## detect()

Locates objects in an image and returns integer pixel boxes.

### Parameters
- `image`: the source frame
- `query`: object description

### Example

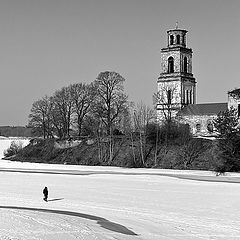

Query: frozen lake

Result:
[0,160,240,239]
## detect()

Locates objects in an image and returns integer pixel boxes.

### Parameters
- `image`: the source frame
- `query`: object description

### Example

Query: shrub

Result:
[178,138,211,169]
[156,145,181,169]
[149,121,191,145]
[213,108,240,173]
[4,141,24,157]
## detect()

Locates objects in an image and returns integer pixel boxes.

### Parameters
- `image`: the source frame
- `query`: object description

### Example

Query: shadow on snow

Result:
[0,205,137,236]
[47,198,64,202]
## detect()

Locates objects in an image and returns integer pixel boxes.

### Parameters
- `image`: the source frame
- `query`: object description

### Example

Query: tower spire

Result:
[175,21,178,29]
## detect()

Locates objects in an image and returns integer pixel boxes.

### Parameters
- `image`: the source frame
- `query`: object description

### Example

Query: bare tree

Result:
[122,107,137,165]
[133,102,155,166]
[28,95,52,138]
[153,83,181,145]
[179,139,208,168]
[69,83,96,137]
[94,71,128,162]
[153,83,181,123]
[51,87,74,139]
[48,98,65,139]
[94,71,128,134]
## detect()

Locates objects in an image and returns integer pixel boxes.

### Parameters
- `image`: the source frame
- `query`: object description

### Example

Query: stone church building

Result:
[157,27,240,136]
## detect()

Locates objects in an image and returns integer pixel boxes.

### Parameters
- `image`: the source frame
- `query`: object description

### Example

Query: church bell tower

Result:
[157,26,196,120]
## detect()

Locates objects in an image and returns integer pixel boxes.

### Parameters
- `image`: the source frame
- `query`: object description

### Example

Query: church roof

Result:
[228,88,240,98]
[177,103,228,116]
[228,88,240,95]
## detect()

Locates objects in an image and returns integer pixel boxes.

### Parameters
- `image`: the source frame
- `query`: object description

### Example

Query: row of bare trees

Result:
[28,71,161,165]
[29,70,191,166]
[28,83,96,139]
[28,71,131,139]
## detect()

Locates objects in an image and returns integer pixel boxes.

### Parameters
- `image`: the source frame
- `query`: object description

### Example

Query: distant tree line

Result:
[0,126,32,137]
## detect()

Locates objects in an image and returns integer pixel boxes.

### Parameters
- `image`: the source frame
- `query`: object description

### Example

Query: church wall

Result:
[228,95,240,112]
[161,50,193,74]
[161,51,181,73]
[157,80,181,122]
[182,80,196,104]
[179,115,216,136]
[180,53,192,73]
[157,81,181,105]
[157,108,179,122]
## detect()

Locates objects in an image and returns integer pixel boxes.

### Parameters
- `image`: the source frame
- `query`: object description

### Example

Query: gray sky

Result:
[0,0,239,126]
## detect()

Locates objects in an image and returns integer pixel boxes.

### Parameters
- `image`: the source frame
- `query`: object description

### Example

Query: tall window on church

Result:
[170,35,174,45]
[167,90,172,105]
[189,90,192,104]
[196,123,201,133]
[183,57,188,73]
[207,120,214,133]
[176,35,180,44]
[186,90,189,104]
[182,89,186,104]
[168,57,174,73]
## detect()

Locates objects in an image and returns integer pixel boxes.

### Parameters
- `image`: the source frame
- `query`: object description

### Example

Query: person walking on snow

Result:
[43,187,48,202]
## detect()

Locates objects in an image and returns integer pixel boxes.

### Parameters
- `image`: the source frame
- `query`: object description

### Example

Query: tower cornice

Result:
[161,47,193,53]
[167,29,188,34]
[158,74,196,83]
[159,72,194,78]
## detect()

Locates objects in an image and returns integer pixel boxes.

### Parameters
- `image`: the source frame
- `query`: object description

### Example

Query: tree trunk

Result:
[130,132,136,165]
[109,127,113,164]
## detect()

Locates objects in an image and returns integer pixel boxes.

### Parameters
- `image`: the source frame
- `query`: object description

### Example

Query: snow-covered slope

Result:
[0,161,240,239]
[0,137,29,159]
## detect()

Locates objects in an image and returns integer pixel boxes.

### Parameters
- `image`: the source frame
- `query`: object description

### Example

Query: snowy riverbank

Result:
[0,137,30,159]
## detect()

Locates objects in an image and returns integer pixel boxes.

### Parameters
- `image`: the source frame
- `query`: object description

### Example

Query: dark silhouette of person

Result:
[43,187,48,202]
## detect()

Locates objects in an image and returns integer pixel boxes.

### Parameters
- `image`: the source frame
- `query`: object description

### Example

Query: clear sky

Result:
[0,0,239,126]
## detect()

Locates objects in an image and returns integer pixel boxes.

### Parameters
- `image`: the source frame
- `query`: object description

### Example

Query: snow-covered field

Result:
[1,160,240,239]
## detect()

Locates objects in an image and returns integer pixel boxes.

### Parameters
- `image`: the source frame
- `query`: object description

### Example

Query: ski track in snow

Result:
[1,160,240,239]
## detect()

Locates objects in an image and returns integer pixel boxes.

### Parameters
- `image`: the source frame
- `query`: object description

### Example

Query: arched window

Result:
[207,120,214,133]
[183,57,188,73]
[183,35,186,45]
[189,90,192,104]
[167,90,172,105]
[170,35,174,45]
[196,123,201,133]
[182,89,185,104]
[186,90,189,104]
[168,57,174,73]
[176,35,180,44]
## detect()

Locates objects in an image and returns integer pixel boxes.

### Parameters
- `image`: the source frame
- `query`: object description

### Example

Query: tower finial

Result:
[175,21,178,29]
